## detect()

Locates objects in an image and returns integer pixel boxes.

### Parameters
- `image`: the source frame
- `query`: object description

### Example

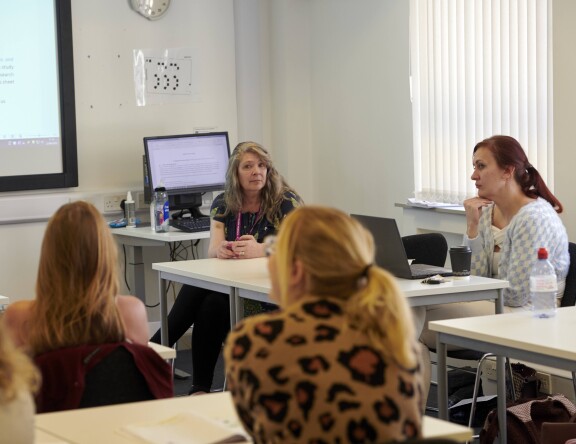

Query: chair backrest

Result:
[34,342,173,413]
[402,233,448,267]
[560,242,576,307]
[79,346,154,408]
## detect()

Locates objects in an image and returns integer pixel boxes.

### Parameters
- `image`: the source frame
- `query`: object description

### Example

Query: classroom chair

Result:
[34,342,173,413]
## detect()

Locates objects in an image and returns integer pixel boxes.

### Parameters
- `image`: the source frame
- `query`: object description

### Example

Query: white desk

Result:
[111,226,209,302]
[147,341,176,360]
[35,391,472,443]
[430,306,576,444]
[152,257,508,346]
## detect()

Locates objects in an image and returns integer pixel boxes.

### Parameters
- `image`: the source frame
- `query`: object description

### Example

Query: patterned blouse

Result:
[464,197,569,307]
[224,296,424,444]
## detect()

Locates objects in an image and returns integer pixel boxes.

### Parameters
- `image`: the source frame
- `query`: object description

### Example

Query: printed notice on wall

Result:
[133,47,202,106]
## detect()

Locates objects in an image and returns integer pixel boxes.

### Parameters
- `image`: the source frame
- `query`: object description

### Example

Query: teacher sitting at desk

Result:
[225,206,424,443]
[150,141,302,395]
[419,135,569,348]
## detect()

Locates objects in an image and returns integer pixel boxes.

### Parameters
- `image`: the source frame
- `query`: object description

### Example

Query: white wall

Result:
[553,0,576,241]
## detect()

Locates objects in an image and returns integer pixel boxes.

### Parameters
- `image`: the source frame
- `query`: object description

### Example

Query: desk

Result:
[152,257,508,345]
[147,341,176,360]
[35,391,472,443]
[430,307,576,444]
[111,226,209,302]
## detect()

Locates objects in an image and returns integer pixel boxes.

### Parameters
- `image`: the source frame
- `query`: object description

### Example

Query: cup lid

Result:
[450,245,471,252]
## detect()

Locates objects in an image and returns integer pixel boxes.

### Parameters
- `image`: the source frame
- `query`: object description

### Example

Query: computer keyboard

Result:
[169,217,211,233]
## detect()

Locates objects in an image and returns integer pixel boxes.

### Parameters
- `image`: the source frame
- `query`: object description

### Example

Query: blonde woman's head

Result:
[268,206,418,368]
[0,322,39,403]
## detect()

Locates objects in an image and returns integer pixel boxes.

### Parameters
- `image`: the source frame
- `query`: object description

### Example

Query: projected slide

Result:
[0,0,63,177]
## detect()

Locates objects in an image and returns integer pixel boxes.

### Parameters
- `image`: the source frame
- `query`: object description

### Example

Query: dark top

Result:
[210,190,302,242]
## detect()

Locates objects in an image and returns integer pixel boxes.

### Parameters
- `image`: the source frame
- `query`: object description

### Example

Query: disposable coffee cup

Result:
[449,246,472,279]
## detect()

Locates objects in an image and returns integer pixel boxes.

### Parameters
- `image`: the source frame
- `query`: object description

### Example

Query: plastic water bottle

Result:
[530,247,557,318]
[124,191,136,228]
[154,186,169,233]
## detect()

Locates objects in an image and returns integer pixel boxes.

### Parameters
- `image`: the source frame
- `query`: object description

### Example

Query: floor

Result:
[172,348,226,397]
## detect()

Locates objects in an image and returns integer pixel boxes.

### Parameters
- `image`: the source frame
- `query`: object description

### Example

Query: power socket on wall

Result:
[103,194,125,213]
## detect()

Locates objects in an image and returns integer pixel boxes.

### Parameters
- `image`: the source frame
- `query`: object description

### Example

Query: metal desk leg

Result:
[496,288,504,314]
[436,336,449,420]
[130,245,146,303]
[497,355,507,443]
[159,276,169,346]
[229,288,237,328]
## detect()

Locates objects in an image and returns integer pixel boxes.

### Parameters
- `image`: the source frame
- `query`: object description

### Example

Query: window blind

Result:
[409,0,552,204]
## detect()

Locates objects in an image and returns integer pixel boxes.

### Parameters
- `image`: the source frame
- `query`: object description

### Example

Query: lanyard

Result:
[235,210,263,240]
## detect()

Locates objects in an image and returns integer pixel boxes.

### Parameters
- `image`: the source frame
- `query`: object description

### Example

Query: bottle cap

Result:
[126,191,134,203]
[155,181,166,192]
[537,247,548,260]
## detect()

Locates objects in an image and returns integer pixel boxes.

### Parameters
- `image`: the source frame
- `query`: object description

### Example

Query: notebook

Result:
[351,214,453,280]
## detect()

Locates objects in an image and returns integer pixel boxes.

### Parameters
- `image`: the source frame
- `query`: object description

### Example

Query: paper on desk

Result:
[407,198,463,209]
[120,411,250,443]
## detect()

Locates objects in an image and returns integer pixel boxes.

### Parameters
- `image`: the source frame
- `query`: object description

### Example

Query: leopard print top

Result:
[224,295,424,443]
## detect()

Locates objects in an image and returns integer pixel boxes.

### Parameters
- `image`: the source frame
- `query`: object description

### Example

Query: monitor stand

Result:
[187,206,207,219]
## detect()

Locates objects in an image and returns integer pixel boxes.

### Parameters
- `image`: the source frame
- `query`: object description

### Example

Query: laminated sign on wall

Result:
[133,47,201,106]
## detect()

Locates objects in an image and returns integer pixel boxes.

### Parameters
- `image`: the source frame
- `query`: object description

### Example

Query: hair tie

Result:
[361,264,373,278]
[526,163,534,172]
[357,264,373,289]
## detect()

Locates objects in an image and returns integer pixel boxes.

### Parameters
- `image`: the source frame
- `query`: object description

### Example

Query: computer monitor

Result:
[144,132,230,218]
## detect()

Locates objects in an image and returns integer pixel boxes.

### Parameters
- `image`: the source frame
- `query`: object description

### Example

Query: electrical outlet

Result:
[536,371,552,394]
[483,359,497,381]
[103,194,125,213]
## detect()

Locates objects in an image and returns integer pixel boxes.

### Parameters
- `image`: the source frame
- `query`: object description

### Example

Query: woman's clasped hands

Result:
[217,235,263,259]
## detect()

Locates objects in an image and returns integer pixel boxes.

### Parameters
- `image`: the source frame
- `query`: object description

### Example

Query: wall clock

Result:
[131,0,171,20]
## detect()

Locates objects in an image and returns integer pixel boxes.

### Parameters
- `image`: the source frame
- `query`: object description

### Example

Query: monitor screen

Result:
[144,132,230,215]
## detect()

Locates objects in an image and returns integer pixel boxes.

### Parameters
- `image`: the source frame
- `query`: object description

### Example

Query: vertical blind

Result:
[409,0,552,204]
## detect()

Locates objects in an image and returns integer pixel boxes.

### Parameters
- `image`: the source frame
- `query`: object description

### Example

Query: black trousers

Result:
[150,285,231,390]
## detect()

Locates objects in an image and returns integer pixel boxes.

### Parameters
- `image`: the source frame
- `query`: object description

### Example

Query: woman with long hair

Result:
[151,141,302,394]
[0,322,39,444]
[419,135,569,347]
[4,201,149,353]
[225,206,424,443]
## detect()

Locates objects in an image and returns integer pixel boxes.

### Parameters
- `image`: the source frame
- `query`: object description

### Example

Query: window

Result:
[409,0,552,203]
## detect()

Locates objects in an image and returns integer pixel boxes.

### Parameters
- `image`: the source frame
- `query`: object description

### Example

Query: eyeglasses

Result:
[264,235,277,257]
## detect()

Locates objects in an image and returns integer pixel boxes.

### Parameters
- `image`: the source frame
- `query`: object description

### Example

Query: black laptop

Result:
[351,214,452,279]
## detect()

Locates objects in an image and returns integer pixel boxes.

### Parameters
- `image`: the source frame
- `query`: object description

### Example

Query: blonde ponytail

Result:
[346,266,417,369]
